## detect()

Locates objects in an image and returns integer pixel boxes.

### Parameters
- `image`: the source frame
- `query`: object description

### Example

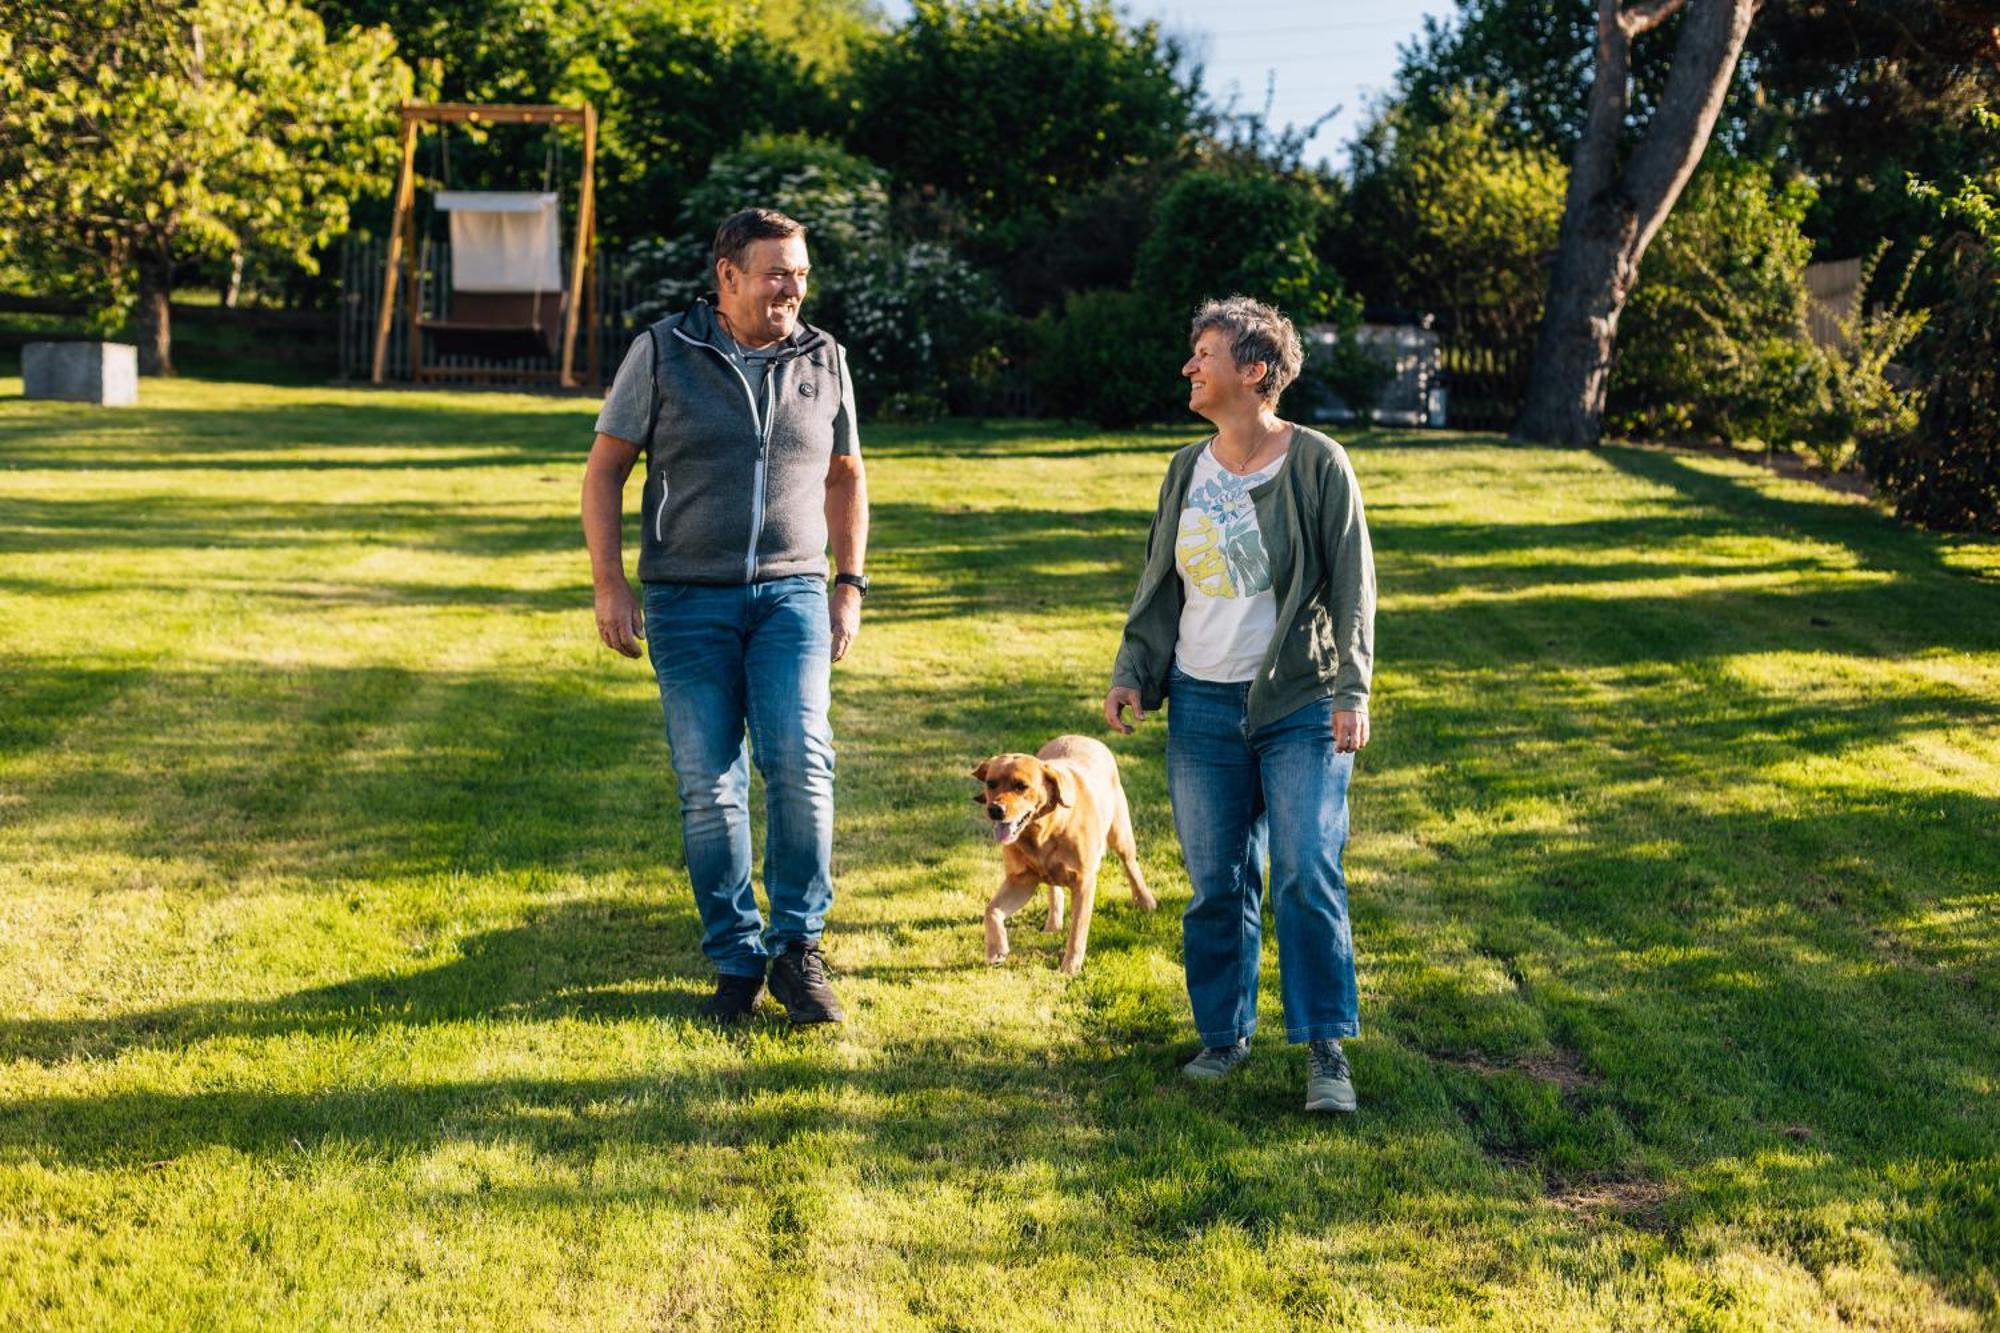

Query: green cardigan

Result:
[1109,425,1376,734]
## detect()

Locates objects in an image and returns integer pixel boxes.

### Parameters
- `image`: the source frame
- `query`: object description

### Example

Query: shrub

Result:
[1872,145,2000,532]
[847,0,1196,237]
[1609,159,1820,443]
[1030,290,1186,428]
[629,133,1002,411]
[1134,167,1344,325]
[1791,244,1928,473]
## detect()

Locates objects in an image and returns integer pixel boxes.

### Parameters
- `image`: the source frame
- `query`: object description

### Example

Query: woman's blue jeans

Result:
[1166,666,1359,1047]
[644,576,835,977]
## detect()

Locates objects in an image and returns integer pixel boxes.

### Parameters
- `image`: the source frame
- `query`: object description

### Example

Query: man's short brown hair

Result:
[712,207,807,282]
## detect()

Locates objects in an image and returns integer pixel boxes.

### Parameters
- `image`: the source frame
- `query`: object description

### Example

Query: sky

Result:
[876,0,1458,171]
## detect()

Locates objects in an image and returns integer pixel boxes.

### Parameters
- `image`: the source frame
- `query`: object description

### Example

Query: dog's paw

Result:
[985,951,1009,966]
[1135,893,1159,912]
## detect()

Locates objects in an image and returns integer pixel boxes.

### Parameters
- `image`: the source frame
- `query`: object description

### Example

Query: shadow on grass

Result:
[0,495,583,558]
[0,395,588,469]
[4,415,1997,1312]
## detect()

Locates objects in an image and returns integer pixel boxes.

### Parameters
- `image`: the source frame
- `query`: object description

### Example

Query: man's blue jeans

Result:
[1166,665,1359,1047]
[644,576,835,977]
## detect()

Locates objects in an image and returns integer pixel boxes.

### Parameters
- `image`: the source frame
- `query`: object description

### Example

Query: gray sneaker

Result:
[1305,1038,1356,1112]
[1180,1039,1251,1080]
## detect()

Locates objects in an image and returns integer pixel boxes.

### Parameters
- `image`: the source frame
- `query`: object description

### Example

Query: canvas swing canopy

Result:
[369,103,599,388]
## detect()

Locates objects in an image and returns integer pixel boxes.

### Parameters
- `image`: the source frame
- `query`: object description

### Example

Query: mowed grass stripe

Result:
[1,378,1995,1328]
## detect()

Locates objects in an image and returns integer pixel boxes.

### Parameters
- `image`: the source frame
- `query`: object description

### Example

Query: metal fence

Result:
[1427,305,1535,434]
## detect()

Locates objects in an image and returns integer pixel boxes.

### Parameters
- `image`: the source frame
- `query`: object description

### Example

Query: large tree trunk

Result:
[1513,0,1759,446]
[137,259,174,377]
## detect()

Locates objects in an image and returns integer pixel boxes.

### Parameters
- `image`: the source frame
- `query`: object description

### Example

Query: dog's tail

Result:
[1108,770,1157,911]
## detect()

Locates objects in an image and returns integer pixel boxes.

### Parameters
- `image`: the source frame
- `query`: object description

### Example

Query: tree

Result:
[847,0,1197,254]
[1512,0,1758,446]
[0,0,409,374]
[308,1,847,246]
[1336,88,1565,344]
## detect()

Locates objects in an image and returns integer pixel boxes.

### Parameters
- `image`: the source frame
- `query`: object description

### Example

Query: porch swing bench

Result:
[421,190,565,361]
[369,103,599,388]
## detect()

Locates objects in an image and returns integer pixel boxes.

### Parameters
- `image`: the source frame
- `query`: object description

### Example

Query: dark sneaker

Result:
[1180,1039,1251,1080]
[1305,1038,1357,1113]
[767,941,845,1025]
[698,971,766,1024]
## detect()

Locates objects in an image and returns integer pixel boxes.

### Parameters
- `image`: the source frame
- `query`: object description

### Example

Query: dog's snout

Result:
[986,803,1004,820]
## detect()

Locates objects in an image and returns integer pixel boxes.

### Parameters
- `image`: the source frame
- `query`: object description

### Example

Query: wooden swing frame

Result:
[369,102,599,388]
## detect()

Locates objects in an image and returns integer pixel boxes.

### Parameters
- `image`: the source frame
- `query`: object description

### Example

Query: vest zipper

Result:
[671,325,774,580]
[745,370,778,580]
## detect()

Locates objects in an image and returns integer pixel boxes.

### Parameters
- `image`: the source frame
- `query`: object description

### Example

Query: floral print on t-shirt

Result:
[1176,464,1276,599]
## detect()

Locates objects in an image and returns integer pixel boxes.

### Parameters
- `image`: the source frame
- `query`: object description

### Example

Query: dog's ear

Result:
[1043,763,1077,809]
[971,759,991,782]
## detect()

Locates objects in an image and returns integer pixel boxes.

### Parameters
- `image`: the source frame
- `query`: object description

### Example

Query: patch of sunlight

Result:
[1890,895,2000,970]
[1389,567,1891,612]
[416,1139,574,1196]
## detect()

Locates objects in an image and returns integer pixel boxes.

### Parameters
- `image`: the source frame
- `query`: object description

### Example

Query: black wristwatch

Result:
[834,572,870,599]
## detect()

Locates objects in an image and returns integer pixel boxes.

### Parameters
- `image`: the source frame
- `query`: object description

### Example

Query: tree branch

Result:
[1622,0,1759,254]
[1619,0,1687,39]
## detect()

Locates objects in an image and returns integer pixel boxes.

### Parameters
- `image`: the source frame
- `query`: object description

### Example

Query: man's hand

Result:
[829,582,861,662]
[1104,686,1146,735]
[595,578,645,657]
[1333,709,1370,754]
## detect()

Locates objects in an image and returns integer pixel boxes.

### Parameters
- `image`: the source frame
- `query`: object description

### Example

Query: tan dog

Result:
[972,735,1157,974]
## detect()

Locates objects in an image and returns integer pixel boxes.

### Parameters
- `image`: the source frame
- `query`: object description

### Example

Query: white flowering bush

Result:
[630,133,1000,410]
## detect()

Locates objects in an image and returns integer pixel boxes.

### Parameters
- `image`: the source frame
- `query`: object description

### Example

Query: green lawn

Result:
[1,379,1995,1329]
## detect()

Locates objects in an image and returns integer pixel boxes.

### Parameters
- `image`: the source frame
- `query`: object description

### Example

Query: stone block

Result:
[21,341,139,406]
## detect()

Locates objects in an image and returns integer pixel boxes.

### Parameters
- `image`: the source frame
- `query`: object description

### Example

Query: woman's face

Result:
[1182,328,1263,419]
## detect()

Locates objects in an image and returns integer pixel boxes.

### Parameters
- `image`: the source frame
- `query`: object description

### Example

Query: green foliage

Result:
[1134,168,1345,325]
[848,0,1196,238]
[1029,163,1359,428]
[312,0,845,245]
[0,0,410,333]
[634,132,893,311]
[1336,88,1563,345]
[1611,164,1928,470]
[582,11,841,245]
[1791,244,1929,473]
[1393,0,1608,152]
[1029,289,1185,428]
[631,133,1003,408]
[1880,124,2000,532]
[1609,159,1821,443]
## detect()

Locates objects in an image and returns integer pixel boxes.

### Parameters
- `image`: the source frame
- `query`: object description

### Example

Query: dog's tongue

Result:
[992,820,1018,844]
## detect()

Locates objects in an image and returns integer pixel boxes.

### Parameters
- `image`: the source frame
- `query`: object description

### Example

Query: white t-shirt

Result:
[1174,443,1285,682]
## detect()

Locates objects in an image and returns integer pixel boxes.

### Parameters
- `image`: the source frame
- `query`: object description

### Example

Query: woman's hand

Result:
[1104,686,1146,735]
[1333,710,1370,754]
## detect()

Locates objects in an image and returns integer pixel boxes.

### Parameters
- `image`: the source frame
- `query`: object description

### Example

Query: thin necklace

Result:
[1213,422,1290,476]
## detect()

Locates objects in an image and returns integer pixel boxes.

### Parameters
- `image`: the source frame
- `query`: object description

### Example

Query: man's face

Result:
[717,235,811,345]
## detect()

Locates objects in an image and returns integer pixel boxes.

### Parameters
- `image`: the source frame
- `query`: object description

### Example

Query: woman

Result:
[1104,295,1376,1113]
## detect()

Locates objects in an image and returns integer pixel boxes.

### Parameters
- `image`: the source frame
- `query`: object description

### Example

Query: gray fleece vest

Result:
[635,300,848,585]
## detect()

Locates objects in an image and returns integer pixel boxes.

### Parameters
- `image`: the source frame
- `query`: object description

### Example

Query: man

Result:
[582,207,868,1026]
